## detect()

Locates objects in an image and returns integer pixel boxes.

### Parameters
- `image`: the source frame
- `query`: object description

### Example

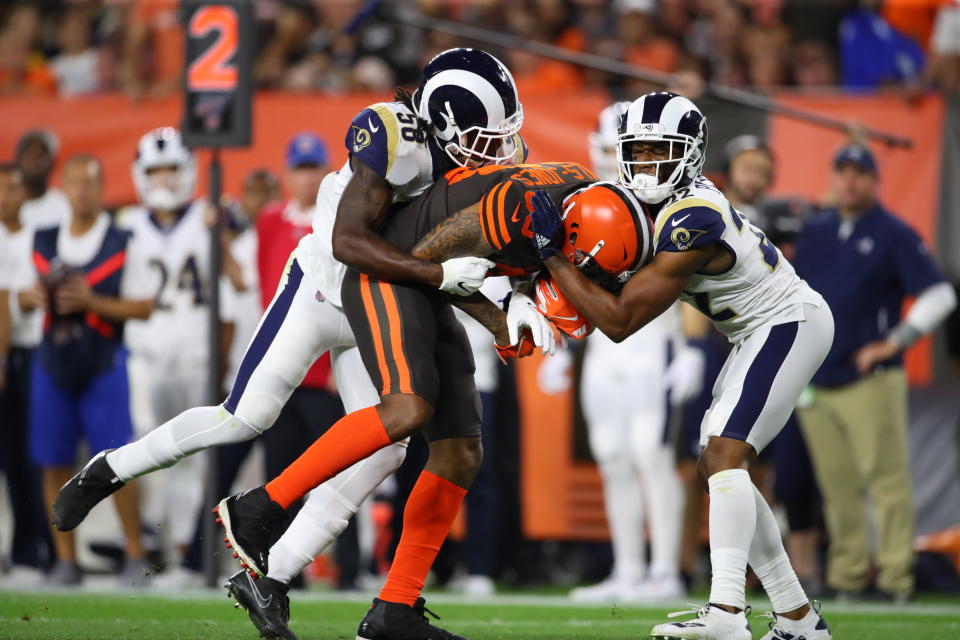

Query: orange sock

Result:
[378,471,467,606]
[265,406,391,509]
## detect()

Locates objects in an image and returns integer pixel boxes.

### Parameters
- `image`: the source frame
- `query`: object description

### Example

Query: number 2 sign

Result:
[182,1,252,148]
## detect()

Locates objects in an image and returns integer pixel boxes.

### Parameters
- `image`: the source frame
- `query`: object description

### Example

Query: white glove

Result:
[439,257,495,296]
[664,346,705,405]
[506,292,557,356]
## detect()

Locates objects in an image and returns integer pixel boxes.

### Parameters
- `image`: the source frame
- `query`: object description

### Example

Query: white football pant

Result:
[581,311,684,583]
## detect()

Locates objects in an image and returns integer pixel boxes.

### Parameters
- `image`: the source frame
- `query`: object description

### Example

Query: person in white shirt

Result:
[0,164,53,576]
[28,155,156,587]
[14,130,70,230]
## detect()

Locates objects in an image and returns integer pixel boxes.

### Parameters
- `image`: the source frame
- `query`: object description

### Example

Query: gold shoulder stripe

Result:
[370,104,400,177]
[654,197,725,244]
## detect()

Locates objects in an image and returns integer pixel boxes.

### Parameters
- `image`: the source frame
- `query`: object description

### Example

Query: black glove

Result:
[529,190,564,261]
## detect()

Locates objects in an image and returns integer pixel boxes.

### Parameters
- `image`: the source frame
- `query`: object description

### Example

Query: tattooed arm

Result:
[332,158,445,286]
[410,202,510,342]
[411,202,494,262]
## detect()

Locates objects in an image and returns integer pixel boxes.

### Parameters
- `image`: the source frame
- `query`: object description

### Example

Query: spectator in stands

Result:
[15,130,71,230]
[741,5,791,89]
[925,0,960,92]
[30,154,156,586]
[0,164,52,580]
[0,4,55,96]
[121,0,182,99]
[792,40,838,87]
[619,0,679,73]
[51,7,105,97]
[839,0,925,90]
[793,143,958,601]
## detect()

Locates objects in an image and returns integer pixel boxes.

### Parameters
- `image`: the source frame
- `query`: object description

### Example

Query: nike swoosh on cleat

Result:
[671,213,692,227]
[248,576,274,609]
[368,118,380,133]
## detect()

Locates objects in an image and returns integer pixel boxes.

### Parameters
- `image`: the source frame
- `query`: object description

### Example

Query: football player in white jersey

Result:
[530,92,834,640]
[571,102,703,604]
[119,127,213,560]
[53,48,527,640]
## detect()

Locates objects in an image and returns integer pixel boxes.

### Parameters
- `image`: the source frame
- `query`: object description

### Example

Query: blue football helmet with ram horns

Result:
[412,48,524,168]
[617,91,708,204]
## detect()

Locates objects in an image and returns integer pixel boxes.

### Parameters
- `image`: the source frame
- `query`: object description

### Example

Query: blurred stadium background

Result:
[1,0,959,638]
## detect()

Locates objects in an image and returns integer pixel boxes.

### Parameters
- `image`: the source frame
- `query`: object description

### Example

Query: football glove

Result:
[505,290,557,356]
[529,190,564,261]
[439,256,495,296]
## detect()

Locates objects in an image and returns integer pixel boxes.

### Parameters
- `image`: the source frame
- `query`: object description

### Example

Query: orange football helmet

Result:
[560,182,654,291]
[534,273,593,340]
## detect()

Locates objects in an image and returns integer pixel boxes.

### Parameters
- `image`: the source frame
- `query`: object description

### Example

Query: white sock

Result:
[597,455,646,582]
[707,468,755,610]
[748,486,809,614]
[267,442,406,584]
[778,606,820,631]
[106,405,261,481]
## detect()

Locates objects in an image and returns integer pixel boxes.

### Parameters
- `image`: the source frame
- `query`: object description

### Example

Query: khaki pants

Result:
[797,368,914,595]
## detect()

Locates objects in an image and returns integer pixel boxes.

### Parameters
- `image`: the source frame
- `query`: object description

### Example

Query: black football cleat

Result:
[226,570,297,640]
[52,450,124,531]
[356,597,469,640]
[214,487,288,577]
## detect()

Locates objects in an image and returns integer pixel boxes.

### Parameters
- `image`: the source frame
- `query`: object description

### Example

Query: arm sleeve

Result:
[902,281,957,335]
[656,205,726,253]
[477,179,527,252]
[892,225,944,295]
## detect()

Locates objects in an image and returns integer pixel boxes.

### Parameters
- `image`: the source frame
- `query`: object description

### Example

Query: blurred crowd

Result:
[2,0,959,99]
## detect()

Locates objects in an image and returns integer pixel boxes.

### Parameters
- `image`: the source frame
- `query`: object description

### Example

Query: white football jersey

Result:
[120,200,212,362]
[652,177,822,343]
[298,100,525,306]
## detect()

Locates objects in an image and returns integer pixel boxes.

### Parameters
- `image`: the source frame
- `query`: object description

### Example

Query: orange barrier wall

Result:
[0,91,608,207]
[0,91,945,541]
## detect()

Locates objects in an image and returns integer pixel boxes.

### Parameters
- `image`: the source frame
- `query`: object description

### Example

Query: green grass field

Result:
[1,590,959,640]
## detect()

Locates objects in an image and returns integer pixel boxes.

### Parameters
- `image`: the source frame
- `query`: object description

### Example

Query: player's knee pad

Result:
[596,452,634,485]
[230,392,284,434]
[588,424,630,469]
[153,405,262,466]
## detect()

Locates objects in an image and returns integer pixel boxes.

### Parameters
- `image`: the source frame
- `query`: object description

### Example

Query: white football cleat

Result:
[757,601,832,640]
[650,603,752,640]
[569,575,642,603]
[627,573,686,601]
[457,574,496,598]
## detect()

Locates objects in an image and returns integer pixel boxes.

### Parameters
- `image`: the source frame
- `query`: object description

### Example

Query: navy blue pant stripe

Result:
[662,339,674,445]
[224,260,304,414]
[720,321,800,443]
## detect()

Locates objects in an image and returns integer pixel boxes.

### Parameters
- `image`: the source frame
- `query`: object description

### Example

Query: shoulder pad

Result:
[346,102,426,183]
[654,197,726,254]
